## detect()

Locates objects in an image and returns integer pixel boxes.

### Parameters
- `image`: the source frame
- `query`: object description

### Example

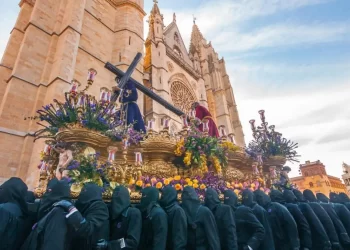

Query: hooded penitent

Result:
[328,192,350,241]
[303,189,342,249]
[330,192,340,203]
[111,185,131,220]
[160,186,187,250]
[242,189,256,208]
[205,188,237,250]
[269,190,285,204]
[255,190,300,250]
[316,193,330,203]
[223,190,238,210]
[338,193,350,211]
[139,187,160,213]
[293,189,307,202]
[0,177,28,216]
[181,186,201,226]
[38,178,70,220]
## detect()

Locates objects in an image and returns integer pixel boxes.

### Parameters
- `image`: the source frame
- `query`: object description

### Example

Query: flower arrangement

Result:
[29,92,143,144]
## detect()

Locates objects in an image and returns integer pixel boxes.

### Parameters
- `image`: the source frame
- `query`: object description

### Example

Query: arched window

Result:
[309,182,314,188]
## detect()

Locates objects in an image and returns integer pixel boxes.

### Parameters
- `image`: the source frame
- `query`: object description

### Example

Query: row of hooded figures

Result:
[2,177,350,250]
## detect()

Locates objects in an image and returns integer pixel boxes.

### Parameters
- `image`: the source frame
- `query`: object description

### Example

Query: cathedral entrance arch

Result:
[169,73,197,112]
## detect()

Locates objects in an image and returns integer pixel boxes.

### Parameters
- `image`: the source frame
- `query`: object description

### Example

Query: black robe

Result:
[302,190,341,250]
[224,190,265,250]
[316,193,350,248]
[21,179,72,250]
[109,186,141,250]
[330,192,350,237]
[181,186,220,250]
[254,190,300,250]
[337,193,350,212]
[0,177,29,250]
[288,190,331,250]
[160,186,187,250]
[270,190,312,249]
[69,183,109,250]
[138,187,168,250]
[205,188,238,250]
[241,189,275,250]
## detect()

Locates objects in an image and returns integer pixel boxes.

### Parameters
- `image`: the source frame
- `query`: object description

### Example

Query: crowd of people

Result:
[2,177,350,250]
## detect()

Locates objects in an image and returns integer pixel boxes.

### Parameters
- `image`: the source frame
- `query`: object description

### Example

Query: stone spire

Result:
[189,20,204,54]
[146,0,164,42]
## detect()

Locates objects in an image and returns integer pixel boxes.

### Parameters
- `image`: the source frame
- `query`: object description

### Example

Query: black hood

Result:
[181,186,201,225]
[0,177,28,216]
[316,193,329,203]
[204,188,220,211]
[338,192,350,203]
[223,190,238,210]
[75,183,103,214]
[303,189,318,202]
[26,191,36,203]
[139,187,159,213]
[242,189,256,208]
[38,178,70,220]
[254,190,271,208]
[293,189,306,202]
[111,186,130,220]
[283,190,298,203]
[329,192,340,203]
[270,190,285,204]
[159,186,177,209]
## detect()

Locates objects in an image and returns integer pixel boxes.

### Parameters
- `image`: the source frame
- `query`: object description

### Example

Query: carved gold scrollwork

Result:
[224,167,245,182]
[142,161,178,178]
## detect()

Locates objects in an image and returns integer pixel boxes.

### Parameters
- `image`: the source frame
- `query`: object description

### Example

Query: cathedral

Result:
[0,0,244,187]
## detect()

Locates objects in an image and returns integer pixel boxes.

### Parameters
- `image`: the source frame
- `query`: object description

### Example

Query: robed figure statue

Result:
[191,102,219,138]
[113,81,146,133]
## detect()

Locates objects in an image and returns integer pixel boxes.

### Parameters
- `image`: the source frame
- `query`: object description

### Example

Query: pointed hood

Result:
[0,177,28,216]
[338,192,350,203]
[293,189,307,202]
[159,186,177,210]
[270,190,285,204]
[329,192,340,203]
[75,183,103,214]
[223,190,238,210]
[303,189,318,202]
[316,193,330,203]
[111,186,131,220]
[254,190,271,208]
[204,188,220,211]
[242,189,256,208]
[139,187,159,213]
[181,186,201,225]
[283,190,298,203]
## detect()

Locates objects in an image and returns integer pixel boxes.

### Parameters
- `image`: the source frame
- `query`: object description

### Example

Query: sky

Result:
[0,0,349,179]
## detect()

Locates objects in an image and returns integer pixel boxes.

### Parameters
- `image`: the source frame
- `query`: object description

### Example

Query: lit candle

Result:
[190,109,196,119]
[135,152,143,165]
[163,117,170,129]
[123,139,128,150]
[182,115,188,128]
[78,95,85,106]
[228,133,235,143]
[147,119,154,130]
[70,80,79,92]
[87,68,97,82]
[108,149,116,162]
[100,91,105,101]
[203,119,209,132]
[219,125,226,137]
[107,92,111,102]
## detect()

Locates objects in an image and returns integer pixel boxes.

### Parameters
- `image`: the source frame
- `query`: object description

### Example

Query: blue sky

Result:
[1,0,349,179]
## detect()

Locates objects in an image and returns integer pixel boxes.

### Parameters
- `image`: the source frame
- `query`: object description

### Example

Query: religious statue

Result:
[252,162,260,175]
[52,142,73,180]
[113,81,146,133]
[269,166,277,179]
[280,166,291,187]
[191,102,219,137]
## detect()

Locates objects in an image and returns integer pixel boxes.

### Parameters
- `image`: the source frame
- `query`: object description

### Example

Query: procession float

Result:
[29,54,300,202]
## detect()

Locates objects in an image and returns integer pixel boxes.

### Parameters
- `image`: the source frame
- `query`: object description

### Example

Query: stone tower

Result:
[0,0,145,187]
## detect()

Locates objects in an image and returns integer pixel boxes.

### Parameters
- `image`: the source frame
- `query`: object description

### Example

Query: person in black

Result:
[301,189,341,250]
[21,178,72,250]
[159,186,187,250]
[204,188,238,250]
[315,192,350,248]
[286,190,331,250]
[241,189,274,250]
[181,186,220,250]
[254,190,299,250]
[337,193,350,211]
[224,190,265,250]
[0,177,28,250]
[54,183,109,250]
[270,190,312,250]
[329,192,350,239]
[138,187,168,250]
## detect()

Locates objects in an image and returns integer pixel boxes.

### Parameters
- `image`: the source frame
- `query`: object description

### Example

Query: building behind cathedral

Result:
[0,0,244,187]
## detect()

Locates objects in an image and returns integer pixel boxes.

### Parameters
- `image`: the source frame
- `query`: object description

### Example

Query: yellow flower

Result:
[187,181,193,187]
[193,179,198,184]
[211,156,222,174]
[145,184,151,187]
[174,175,181,181]
[234,189,240,195]
[185,178,191,183]
[238,183,243,189]
[200,184,206,190]
[183,151,192,166]
[174,138,185,156]
[251,183,256,188]
[136,180,143,187]
[129,178,136,185]
[220,141,240,152]
[39,151,45,160]
[193,183,199,189]
[156,182,163,189]
[226,182,231,188]
[175,184,182,191]
[164,179,170,185]
[168,177,174,182]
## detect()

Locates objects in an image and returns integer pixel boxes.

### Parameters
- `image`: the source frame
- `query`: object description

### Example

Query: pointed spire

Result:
[189,20,204,54]
[151,0,161,16]
[146,0,164,42]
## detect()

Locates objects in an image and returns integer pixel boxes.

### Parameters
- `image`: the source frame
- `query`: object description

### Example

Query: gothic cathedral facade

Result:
[0,0,244,187]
